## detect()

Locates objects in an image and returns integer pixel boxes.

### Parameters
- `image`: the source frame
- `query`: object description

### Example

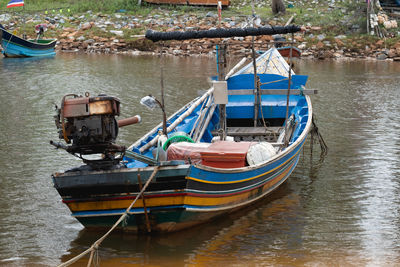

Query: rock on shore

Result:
[1,1,400,60]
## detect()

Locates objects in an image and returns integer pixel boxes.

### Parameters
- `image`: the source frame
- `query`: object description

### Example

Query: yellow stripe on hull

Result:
[184,160,292,206]
[67,195,185,212]
[67,160,293,213]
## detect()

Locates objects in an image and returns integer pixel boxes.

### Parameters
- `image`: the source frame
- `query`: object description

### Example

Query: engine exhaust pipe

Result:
[117,115,141,128]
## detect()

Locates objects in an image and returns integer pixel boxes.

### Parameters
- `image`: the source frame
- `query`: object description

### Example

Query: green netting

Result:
[162,133,194,151]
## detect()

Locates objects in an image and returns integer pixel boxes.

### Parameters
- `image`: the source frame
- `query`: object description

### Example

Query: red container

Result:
[200,141,253,168]
[167,142,211,164]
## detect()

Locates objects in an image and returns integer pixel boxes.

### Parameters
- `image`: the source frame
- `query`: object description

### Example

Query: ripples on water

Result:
[0,55,400,266]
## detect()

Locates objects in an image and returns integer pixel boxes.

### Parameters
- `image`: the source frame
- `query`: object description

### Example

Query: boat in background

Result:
[379,0,400,7]
[50,26,317,234]
[0,24,56,57]
[258,46,301,58]
[277,46,301,57]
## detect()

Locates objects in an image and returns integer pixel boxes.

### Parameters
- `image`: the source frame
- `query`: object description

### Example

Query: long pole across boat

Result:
[145,25,302,42]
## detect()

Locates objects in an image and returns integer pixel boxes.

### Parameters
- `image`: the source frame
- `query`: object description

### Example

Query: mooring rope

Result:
[58,166,160,267]
[310,116,328,163]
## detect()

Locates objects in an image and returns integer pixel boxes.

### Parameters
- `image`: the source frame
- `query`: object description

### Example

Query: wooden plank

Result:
[212,127,281,136]
[228,89,317,95]
[145,0,186,4]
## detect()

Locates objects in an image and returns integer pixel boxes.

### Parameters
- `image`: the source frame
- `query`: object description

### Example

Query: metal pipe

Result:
[117,115,141,127]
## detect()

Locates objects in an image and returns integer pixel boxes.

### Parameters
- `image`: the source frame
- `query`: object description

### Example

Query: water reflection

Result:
[61,183,296,266]
[299,59,400,266]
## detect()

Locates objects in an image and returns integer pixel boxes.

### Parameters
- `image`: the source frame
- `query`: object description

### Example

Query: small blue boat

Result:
[51,26,318,233]
[0,24,56,57]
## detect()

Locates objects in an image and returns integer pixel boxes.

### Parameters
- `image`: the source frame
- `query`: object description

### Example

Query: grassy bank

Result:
[0,0,205,14]
[1,0,400,57]
[1,0,141,13]
[0,0,371,38]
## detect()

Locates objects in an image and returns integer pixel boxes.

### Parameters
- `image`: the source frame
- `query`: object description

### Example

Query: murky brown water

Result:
[0,53,399,266]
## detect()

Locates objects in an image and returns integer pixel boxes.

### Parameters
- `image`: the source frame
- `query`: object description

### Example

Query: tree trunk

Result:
[272,0,286,14]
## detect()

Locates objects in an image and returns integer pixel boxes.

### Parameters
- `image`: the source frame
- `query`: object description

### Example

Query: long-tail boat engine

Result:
[50,93,141,169]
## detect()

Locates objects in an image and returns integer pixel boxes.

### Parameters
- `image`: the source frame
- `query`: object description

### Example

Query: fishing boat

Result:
[0,23,56,57]
[50,26,317,233]
[277,46,301,57]
[379,0,400,7]
[258,46,301,58]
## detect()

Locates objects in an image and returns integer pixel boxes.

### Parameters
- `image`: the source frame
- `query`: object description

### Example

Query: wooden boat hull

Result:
[53,97,310,232]
[258,47,301,58]
[277,46,301,58]
[0,28,56,57]
[75,208,226,233]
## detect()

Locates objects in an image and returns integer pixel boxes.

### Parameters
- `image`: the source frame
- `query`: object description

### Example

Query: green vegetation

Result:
[0,0,136,13]
[0,0,207,14]
[1,0,400,54]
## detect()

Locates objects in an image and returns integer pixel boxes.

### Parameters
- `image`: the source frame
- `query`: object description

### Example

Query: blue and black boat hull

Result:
[0,27,56,57]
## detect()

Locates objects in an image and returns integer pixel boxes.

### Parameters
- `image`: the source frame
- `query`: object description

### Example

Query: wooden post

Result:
[251,0,260,127]
[251,40,259,127]
[217,44,227,140]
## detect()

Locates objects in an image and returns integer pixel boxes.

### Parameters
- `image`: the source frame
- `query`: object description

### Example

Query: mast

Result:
[217,43,227,141]
[250,0,259,127]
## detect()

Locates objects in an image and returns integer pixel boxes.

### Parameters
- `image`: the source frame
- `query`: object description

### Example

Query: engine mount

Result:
[51,93,140,169]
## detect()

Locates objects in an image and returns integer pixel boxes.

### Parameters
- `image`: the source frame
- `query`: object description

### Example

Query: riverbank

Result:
[1,0,400,60]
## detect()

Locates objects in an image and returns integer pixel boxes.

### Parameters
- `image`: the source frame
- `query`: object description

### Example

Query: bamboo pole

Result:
[139,88,214,153]
[195,104,217,142]
[225,57,247,80]
[284,33,294,147]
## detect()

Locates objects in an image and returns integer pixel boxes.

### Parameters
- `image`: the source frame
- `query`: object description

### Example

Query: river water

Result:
[0,53,399,266]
